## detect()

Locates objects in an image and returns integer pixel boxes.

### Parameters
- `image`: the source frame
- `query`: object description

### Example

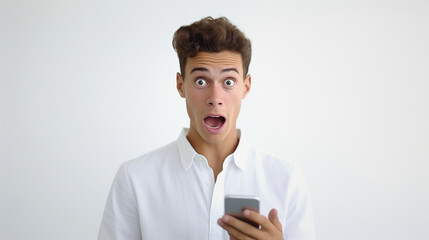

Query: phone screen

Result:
[224,194,260,228]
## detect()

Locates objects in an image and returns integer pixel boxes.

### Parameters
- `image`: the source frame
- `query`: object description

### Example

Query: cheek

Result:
[234,101,242,115]
[187,89,200,103]
[227,94,243,116]
[186,91,204,114]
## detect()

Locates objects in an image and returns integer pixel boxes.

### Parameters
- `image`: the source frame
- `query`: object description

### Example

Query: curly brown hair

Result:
[172,17,252,78]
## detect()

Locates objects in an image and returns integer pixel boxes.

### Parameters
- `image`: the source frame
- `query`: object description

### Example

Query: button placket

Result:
[208,157,232,240]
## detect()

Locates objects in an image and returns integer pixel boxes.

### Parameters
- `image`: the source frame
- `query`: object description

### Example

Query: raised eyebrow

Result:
[190,67,239,74]
[190,67,209,74]
[222,68,239,74]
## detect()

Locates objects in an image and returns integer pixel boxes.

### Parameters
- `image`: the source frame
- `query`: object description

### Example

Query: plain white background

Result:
[1,0,428,239]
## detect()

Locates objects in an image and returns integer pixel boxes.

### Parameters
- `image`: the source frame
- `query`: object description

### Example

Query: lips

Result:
[203,115,226,132]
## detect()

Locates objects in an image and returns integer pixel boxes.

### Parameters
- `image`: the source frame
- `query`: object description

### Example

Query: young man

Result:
[98,17,315,240]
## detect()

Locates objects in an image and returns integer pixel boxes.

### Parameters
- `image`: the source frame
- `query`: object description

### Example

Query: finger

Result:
[218,215,262,239]
[242,209,276,232]
[268,208,283,231]
[218,217,256,240]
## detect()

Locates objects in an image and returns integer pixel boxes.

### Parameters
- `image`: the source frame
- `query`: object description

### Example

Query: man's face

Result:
[177,51,251,145]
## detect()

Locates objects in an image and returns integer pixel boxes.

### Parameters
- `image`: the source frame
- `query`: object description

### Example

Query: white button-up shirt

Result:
[98,129,315,240]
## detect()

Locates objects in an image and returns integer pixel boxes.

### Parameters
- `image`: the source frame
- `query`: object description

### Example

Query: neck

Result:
[186,127,239,180]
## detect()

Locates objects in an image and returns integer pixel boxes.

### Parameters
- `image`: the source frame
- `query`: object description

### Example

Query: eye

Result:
[224,79,235,87]
[195,79,207,87]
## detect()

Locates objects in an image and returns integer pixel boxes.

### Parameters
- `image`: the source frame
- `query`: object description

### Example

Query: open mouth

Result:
[203,115,226,130]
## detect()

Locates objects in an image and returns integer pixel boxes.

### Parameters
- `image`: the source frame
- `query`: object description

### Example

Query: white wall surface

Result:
[1,0,428,239]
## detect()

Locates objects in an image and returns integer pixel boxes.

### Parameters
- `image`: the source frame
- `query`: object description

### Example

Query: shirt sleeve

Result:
[98,163,142,240]
[284,165,316,240]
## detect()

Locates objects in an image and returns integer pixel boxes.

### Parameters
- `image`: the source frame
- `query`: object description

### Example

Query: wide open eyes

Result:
[224,79,235,87]
[194,78,236,88]
[195,79,207,87]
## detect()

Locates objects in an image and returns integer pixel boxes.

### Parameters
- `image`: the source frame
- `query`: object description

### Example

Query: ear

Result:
[242,74,251,99]
[176,72,186,98]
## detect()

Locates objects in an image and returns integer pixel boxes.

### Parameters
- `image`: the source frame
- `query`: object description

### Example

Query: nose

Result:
[206,83,223,107]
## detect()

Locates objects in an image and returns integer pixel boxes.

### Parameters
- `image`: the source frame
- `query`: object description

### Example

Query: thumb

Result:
[268,208,282,231]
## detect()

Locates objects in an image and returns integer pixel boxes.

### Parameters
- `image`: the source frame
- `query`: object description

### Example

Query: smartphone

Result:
[224,194,260,228]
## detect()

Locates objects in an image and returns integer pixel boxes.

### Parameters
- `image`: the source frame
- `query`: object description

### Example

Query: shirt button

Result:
[205,181,211,187]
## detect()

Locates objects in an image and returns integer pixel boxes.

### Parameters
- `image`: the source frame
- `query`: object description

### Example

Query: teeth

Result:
[207,125,221,129]
[204,115,224,130]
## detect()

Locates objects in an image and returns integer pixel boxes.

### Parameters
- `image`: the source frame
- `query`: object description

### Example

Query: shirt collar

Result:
[177,128,197,170]
[176,128,251,171]
[231,129,250,171]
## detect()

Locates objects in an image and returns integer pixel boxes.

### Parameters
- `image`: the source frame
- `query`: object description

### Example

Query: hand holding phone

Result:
[224,194,260,228]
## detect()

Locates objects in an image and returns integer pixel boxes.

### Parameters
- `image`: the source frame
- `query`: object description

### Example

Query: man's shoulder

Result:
[251,146,302,177]
[251,146,294,166]
[247,147,309,193]
[122,140,179,173]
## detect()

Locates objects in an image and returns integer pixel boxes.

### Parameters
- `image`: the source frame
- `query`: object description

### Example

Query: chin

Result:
[201,132,225,144]
[202,126,233,144]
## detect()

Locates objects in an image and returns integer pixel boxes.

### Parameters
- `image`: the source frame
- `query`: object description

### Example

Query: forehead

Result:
[186,51,243,74]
